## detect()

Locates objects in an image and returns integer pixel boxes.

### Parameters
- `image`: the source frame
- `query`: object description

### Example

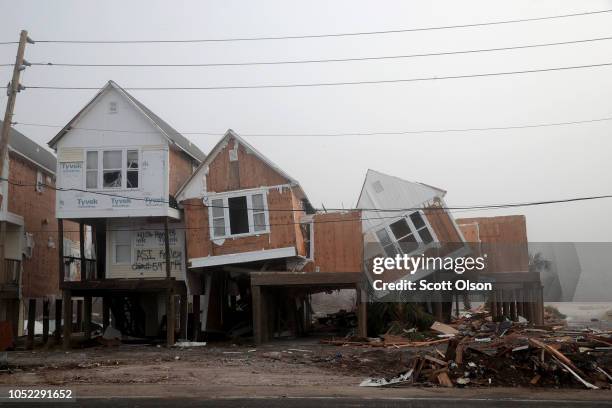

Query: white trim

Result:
[205,188,270,239]
[0,211,24,226]
[57,206,181,220]
[375,210,439,256]
[189,246,296,268]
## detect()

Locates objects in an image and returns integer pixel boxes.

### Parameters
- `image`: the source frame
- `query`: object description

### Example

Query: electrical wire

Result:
[12,115,612,137]
[13,35,612,68]
[24,62,612,91]
[2,9,611,45]
[3,177,611,215]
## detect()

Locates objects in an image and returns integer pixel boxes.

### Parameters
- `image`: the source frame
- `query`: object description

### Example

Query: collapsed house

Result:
[177,130,366,343]
[48,81,205,347]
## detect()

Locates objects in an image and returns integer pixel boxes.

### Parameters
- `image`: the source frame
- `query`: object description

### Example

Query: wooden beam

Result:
[42,299,49,345]
[179,293,187,340]
[356,285,367,338]
[84,295,92,340]
[166,290,175,346]
[102,296,110,330]
[79,222,86,281]
[192,294,200,341]
[54,299,62,344]
[62,290,72,350]
[250,271,363,287]
[164,218,171,279]
[76,299,83,332]
[58,219,64,287]
[252,285,262,345]
[26,298,35,350]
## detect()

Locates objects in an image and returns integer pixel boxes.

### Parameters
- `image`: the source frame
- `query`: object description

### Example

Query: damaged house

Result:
[177,130,366,344]
[48,81,205,347]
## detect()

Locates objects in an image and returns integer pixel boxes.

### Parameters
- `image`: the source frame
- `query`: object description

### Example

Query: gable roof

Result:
[176,129,307,200]
[47,80,206,162]
[0,121,56,174]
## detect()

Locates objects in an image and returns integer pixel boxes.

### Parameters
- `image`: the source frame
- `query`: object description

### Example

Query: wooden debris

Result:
[431,321,459,335]
[437,372,454,387]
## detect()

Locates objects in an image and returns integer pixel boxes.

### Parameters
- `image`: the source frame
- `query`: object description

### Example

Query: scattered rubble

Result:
[323,308,612,389]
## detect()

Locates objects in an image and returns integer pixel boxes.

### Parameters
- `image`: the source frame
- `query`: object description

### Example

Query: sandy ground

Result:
[0,339,610,402]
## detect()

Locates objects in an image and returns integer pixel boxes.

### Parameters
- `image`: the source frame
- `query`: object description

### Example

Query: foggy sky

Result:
[1,0,611,242]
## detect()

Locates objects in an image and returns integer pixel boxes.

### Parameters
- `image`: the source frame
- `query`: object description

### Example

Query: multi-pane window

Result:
[126,150,139,189]
[103,150,122,188]
[209,192,269,239]
[86,149,140,190]
[211,199,225,237]
[252,193,266,232]
[376,211,435,255]
[114,230,131,264]
[86,151,98,189]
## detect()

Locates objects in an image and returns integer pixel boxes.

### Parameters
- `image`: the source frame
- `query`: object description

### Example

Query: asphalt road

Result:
[5,397,612,408]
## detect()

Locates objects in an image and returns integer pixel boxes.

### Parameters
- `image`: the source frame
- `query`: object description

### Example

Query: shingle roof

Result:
[0,120,56,174]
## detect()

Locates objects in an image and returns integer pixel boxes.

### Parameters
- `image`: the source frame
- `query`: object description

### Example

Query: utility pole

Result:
[0,30,32,291]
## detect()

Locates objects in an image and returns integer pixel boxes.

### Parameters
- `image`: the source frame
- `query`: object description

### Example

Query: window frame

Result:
[85,148,141,191]
[376,210,438,256]
[206,189,271,239]
[112,229,132,265]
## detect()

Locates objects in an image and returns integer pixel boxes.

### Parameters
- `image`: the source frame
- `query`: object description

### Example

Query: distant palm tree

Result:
[529,252,551,272]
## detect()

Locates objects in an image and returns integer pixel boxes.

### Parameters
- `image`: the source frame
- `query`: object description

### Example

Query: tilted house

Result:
[357,169,471,320]
[0,123,78,345]
[177,130,365,343]
[48,81,205,347]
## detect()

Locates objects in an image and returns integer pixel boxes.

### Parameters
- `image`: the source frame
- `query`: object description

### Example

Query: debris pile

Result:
[324,309,612,389]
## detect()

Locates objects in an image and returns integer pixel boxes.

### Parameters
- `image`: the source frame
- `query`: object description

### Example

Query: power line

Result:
[13,116,612,137]
[3,177,611,214]
[24,62,612,91]
[3,9,611,45]
[12,36,612,68]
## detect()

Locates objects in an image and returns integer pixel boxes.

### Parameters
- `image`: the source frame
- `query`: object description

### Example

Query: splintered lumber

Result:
[424,354,448,367]
[437,371,454,387]
[552,357,599,390]
[396,338,451,348]
[530,374,541,385]
[431,321,459,335]
[529,338,582,375]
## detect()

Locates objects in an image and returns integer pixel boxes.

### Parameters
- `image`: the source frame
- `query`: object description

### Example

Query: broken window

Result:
[252,193,266,232]
[410,212,434,244]
[86,151,98,189]
[377,211,436,256]
[103,150,122,188]
[390,218,418,254]
[126,150,139,189]
[209,191,270,238]
[114,230,131,264]
[211,198,225,238]
[228,196,249,235]
[376,228,398,257]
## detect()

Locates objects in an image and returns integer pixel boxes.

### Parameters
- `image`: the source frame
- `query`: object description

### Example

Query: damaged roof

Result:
[0,120,56,174]
[47,80,206,162]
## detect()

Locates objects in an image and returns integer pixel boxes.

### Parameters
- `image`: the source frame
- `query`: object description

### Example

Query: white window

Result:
[376,211,436,256]
[114,230,131,264]
[86,149,140,190]
[208,191,270,239]
[35,170,45,192]
[126,150,139,189]
[103,150,122,188]
[86,151,98,189]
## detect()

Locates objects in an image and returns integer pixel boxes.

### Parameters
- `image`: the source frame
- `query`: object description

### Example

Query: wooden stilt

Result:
[76,299,83,332]
[62,290,72,350]
[179,293,187,340]
[26,298,36,350]
[54,299,62,344]
[252,285,262,345]
[42,299,50,345]
[102,297,110,330]
[356,285,367,338]
[84,296,92,340]
[192,294,200,341]
[166,290,175,346]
